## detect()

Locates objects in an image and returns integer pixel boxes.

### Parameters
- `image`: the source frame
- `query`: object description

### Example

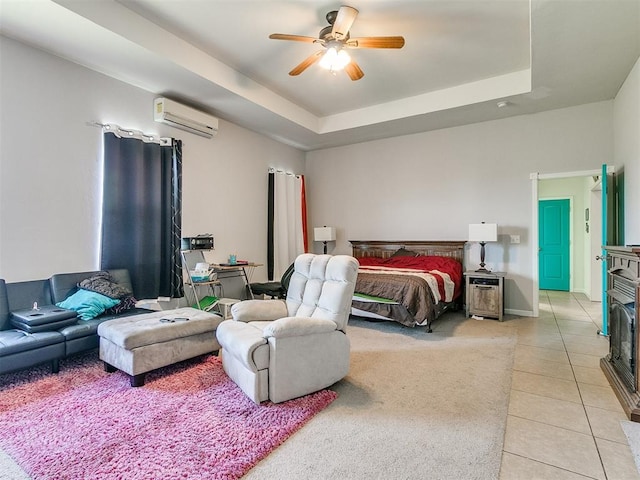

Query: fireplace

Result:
[609,275,637,390]
[601,246,640,421]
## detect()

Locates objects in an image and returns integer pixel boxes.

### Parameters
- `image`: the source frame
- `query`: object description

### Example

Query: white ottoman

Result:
[97,307,224,386]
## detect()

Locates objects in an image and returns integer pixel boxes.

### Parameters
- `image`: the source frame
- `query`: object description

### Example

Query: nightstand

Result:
[464,271,505,321]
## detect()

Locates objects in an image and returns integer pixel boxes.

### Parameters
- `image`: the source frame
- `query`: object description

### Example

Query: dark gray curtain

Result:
[101,132,183,299]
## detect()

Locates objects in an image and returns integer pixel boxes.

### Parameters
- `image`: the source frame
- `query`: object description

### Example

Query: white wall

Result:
[306,101,615,314]
[0,36,304,283]
[614,56,640,245]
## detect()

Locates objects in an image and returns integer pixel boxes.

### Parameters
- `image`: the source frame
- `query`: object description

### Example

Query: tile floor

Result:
[499,290,640,479]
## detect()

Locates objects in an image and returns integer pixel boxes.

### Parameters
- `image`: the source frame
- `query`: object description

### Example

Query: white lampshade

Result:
[314,226,336,242]
[468,223,498,242]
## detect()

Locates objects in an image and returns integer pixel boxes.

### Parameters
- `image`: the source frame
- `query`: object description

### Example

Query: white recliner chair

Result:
[216,254,359,404]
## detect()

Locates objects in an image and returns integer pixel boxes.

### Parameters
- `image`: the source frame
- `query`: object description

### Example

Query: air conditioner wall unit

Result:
[154,97,218,138]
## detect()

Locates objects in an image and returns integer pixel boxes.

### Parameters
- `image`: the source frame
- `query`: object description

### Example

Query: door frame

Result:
[530,167,614,317]
[538,197,573,292]
[589,181,603,301]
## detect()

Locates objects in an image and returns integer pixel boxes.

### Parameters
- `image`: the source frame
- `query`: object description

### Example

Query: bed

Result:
[350,240,466,332]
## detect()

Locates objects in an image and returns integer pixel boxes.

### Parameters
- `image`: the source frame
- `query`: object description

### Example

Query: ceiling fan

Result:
[269,5,405,81]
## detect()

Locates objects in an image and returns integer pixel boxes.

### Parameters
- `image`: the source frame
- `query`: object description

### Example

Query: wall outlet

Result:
[510,235,521,244]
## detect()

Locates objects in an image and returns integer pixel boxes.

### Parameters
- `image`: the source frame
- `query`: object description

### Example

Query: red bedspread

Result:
[357,255,463,300]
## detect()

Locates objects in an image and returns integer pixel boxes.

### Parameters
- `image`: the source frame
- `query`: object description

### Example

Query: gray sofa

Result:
[0,278,65,375]
[0,269,147,375]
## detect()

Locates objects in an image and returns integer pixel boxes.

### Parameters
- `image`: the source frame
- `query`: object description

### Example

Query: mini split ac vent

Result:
[153,97,218,138]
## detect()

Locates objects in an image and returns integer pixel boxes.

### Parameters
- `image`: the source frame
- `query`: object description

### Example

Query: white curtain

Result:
[273,171,306,278]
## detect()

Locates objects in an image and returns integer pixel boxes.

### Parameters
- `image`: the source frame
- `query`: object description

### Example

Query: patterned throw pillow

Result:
[104,295,138,315]
[78,271,132,299]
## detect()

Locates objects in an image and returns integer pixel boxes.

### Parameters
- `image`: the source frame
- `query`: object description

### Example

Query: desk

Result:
[211,263,263,299]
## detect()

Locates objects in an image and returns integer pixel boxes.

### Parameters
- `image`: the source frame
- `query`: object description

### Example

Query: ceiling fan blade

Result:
[289,51,324,76]
[344,60,364,81]
[331,6,358,40]
[347,36,405,49]
[269,33,319,43]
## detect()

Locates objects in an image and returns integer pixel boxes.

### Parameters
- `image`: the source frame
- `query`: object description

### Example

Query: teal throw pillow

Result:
[56,289,120,320]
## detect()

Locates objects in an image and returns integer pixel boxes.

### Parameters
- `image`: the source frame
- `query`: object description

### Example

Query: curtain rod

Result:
[268,167,300,177]
[87,122,172,145]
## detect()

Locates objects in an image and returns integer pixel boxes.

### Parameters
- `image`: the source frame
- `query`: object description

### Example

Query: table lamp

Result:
[468,223,498,272]
[314,226,336,254]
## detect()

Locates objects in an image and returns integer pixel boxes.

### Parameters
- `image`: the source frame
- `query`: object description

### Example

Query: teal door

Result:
[539,199,570,291]
[600,164,617,336]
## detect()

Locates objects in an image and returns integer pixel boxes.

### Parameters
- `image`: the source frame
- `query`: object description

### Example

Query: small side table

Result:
[464,271,506,321]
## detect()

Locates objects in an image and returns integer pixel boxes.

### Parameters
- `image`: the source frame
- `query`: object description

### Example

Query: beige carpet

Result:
[0,312,517,480]
[622,420,640,473]
[245,313,517,479]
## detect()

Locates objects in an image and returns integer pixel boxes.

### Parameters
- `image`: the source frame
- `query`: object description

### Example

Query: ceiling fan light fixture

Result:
[319,47,351,72]
[270,5,403,80]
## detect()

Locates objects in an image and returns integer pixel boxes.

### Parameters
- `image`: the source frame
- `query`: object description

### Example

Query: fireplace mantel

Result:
[600,246,640,421]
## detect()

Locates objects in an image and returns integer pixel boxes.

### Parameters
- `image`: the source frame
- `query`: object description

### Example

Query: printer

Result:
[181,234,214,251]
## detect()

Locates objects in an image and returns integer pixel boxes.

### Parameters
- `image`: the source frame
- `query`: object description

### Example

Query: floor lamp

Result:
[468,223,498,272]
[314,226,336,254]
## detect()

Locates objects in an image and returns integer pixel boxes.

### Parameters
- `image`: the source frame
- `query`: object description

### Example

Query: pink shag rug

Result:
[0,353,337,480]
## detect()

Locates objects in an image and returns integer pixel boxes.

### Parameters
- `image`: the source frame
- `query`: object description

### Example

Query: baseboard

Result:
[505,308,535,317]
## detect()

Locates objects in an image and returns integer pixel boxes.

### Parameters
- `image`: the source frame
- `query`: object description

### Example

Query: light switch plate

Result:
[510,235,520,244]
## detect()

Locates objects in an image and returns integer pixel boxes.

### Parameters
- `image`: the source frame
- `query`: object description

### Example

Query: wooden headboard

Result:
[350,240,466,266]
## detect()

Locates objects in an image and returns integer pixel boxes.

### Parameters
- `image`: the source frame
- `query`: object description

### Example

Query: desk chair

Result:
[249,262,294,299]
